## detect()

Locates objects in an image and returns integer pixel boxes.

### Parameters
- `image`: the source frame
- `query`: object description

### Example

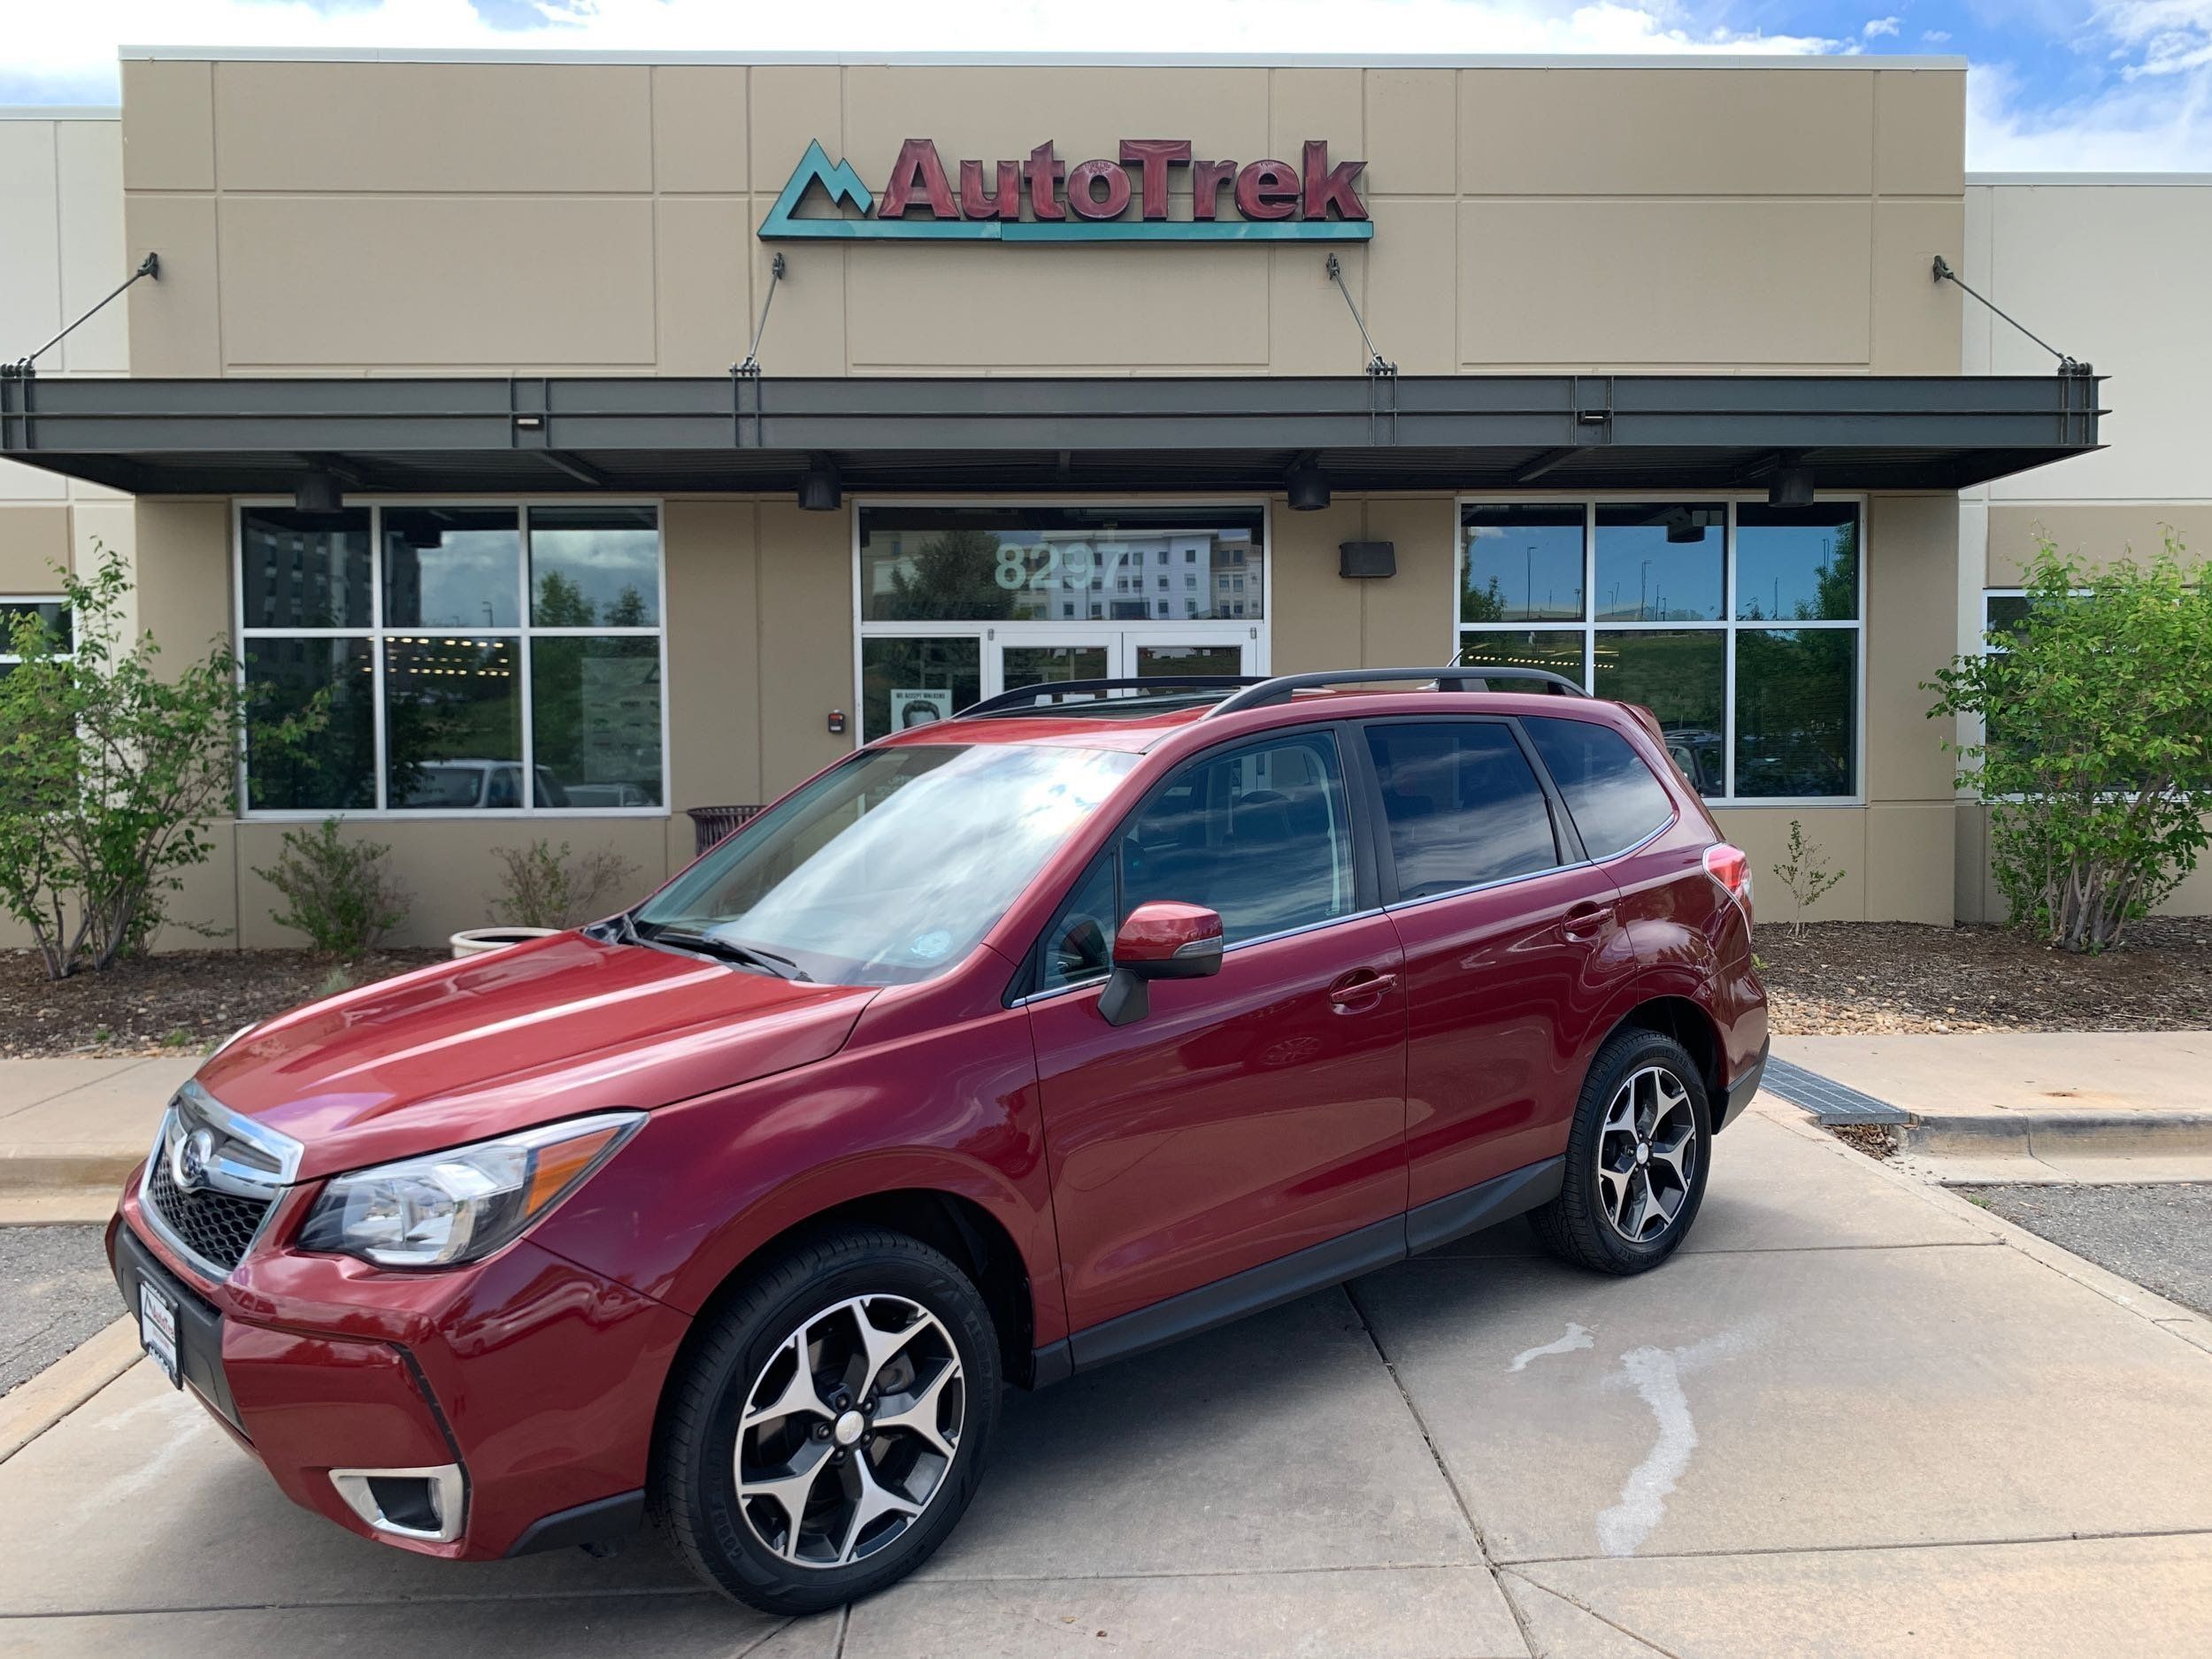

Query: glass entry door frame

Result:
[986,624,1259,702]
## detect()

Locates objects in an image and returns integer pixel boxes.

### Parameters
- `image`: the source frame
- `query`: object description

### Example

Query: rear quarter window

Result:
[1523,716,1675,860]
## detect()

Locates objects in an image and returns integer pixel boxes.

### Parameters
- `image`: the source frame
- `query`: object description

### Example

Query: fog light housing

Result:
[330,1463,465,1543]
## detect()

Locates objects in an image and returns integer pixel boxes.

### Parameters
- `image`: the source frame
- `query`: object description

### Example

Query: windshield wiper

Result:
[636,923,811,981]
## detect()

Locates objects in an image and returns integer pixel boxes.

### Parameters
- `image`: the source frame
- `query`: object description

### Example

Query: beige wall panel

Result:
[213,63,652,193]
[1712,806,1869,924]
[1864,495,1957,804]
[70,499,135,577]
[1953,801,1994,926]
[0,505,72,591]
[1271,243,1369,376]
[124,194,221,376]
[1266,496,1363,672]
[1361,199,1455,375]
[653,65,749,193]
[1985,503,2212,583]
[656,198,753,374]
[755,503,852,797]
[155,818,241,951]
[55,120,128,373]
[120,59,213,191]
[217,196,656,368]
[1458,70,1873,197]
[2159,856,2212,918]
[131,500,231,675]
[1356,496,1456,667]
[750,65,843,196]
[1870,197,1964,375]
[1980,183,2212,503]
[1459,200,1872,368]
[1363,70,1455,196]
[1863,803,1955,923]
[840,67,1270,185]
[0,460,65,506]
[236,818,671,950]
[846,245,1269,371]
[1874,71,1965,197]
[1270,67,1362,162]
[749,234,846,375]
[0,124,60,349]
[664,499,764,809]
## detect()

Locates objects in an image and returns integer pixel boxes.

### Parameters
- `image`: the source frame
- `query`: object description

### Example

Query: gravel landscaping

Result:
[0,949,445,1058]
[1758,917,2212,1035]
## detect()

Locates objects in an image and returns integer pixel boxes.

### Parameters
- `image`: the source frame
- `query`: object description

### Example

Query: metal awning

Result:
[0,372,2103,497]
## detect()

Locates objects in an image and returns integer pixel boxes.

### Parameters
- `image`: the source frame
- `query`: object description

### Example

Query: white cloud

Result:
[1863,16,1901,38]
[1924,29,1951,43]
[2,0,1844,104]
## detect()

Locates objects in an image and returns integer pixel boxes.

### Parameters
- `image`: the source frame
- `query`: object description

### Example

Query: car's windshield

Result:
[634,742,1138,986]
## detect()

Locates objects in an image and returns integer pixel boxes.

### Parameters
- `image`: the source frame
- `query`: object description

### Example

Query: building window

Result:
[0,600,73,675]
[237,503,665,814]
[1457,501,1862,801]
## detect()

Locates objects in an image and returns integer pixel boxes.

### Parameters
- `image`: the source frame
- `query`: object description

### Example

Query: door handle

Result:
[1562,901,1614,942]
[1327,968,1399,1010]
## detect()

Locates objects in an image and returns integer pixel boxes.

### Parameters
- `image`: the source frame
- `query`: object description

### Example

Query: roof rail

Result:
[956,675,1266,719]
[1204,666,1590,718]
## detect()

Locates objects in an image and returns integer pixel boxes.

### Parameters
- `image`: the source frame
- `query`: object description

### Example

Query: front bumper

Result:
[107,1175,690,1560]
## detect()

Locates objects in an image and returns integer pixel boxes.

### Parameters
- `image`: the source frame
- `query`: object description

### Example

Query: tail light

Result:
[1703,843,1753,927]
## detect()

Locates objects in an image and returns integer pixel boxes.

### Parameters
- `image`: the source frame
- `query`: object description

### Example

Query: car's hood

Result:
[196,932,877,1180]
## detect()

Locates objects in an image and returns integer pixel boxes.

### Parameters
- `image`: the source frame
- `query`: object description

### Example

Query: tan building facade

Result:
[2,51,2115,948]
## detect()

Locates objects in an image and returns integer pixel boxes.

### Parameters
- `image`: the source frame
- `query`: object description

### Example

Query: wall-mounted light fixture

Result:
[798,457,841,511]
[294,470,343,514]
[1286,462,1331,512]
[1767,467,1816,507]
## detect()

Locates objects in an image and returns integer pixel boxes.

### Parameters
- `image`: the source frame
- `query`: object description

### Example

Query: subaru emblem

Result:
[171,1125,218,1194]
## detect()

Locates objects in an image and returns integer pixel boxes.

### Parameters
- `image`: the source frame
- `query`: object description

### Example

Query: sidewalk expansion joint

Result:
[1495,1521,2212,1568]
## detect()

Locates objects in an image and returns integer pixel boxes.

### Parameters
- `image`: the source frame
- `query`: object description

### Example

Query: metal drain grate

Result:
[1759,1056,1914,1126]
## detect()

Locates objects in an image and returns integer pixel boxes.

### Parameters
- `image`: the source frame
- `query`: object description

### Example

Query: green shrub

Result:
[1927,533,2212,951]
[254,818,410,957]
[1771,819,1844,938]
[0,545,323,978]
[490,840,639,930]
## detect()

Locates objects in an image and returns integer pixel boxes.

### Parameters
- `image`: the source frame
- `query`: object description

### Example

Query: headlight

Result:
[298,1112,643,1268]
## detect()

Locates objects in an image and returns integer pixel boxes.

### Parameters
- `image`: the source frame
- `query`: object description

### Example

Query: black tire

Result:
[655,1226,1001,1615]
[1529,1027,1713,1275]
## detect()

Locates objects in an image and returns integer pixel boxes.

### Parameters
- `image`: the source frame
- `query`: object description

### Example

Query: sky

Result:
[4,1,2211,171]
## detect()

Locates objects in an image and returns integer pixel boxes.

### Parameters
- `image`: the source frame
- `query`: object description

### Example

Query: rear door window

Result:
[1523,716,1675,859]
[1364,721,1560,899]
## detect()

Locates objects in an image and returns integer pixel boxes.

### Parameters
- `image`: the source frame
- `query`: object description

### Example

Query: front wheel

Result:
[1530,1028,1712,1275]
[656,1226,1001,1615]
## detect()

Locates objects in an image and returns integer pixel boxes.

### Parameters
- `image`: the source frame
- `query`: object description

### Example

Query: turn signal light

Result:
[1703,843,1753,927]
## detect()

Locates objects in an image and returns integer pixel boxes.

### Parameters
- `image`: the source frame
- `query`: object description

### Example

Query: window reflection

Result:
[1463,505,1585,622]
[1736,503,1858,621]
[1595,504,1724,621]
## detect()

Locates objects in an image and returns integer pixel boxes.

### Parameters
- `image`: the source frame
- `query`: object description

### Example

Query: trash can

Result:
[685,804,765,856]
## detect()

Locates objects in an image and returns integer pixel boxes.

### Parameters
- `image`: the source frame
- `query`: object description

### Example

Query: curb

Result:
[0,1151,142,1193]
[1897,1110,2212,1161]
[0,1317,141,1466]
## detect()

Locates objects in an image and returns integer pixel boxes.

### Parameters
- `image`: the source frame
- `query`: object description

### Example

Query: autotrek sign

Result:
[759,137,1373,243]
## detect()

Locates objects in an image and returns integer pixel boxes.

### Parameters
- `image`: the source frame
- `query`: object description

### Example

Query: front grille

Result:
[145,1150,274,1275]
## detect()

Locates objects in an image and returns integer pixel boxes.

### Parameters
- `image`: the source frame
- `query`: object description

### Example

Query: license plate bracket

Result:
[139,1280,180,1387]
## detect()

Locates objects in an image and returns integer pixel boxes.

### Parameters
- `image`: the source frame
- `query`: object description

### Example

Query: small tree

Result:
[0,547,322,978]
[490,839,639,930]
[1770,819,1844,938]
[254,818,410,957]
[1927,533,2212,951]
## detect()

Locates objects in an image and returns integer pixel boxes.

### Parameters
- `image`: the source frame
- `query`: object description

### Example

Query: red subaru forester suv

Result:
[109,668,1765,1614]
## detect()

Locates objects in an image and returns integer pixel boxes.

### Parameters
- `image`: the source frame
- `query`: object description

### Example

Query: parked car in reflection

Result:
[396,759,571,810]
[1662,726,1724,796]
[563,781,657,809]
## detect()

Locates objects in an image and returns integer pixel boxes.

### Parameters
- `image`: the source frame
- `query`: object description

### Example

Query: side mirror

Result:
[1097,902,1225,1028]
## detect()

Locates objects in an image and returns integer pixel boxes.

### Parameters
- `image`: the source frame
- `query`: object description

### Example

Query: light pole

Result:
[1640,559,1652,621]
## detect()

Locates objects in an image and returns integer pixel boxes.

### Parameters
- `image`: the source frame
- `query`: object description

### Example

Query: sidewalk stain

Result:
[1595,1325,1762,1558]
[1508,1323,1594,1372]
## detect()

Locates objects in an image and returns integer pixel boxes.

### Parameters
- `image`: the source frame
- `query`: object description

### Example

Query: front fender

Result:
[527,1000,1065,1347]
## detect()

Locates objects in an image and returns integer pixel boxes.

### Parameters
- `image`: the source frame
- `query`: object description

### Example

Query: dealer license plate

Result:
[140,1281,180,1387]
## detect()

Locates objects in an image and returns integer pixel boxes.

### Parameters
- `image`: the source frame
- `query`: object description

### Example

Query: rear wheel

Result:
[656,1227,1000,1614]
[1530,1028,1711,1275]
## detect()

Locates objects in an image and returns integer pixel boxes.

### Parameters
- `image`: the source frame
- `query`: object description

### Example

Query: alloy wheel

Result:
[733,1294,966,1570]
[1596,1064,1699,1244]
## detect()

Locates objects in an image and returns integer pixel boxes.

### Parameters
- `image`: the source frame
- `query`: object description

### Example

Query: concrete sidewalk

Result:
[0,1056,199,1220]
[1778,1032,2212,1182]
[4,1098,2210,1656]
